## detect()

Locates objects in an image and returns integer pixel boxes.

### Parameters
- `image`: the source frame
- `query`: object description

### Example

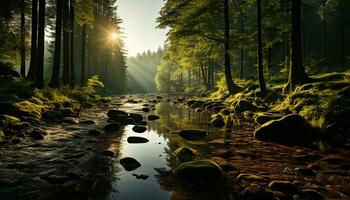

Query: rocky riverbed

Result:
[0,95,349,200]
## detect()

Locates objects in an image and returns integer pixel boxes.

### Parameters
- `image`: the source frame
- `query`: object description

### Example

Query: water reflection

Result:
[111,101,236,200]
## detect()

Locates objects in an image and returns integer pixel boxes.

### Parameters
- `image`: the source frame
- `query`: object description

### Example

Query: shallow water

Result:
[1,95,349,200]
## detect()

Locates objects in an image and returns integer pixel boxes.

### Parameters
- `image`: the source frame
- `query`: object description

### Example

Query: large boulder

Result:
[254,113,283,125]
[127,136,149,144]
[232,100,258,113]
[175,160,222,182]
[178,129,208,141]
[210,117,225,128]
[254,114,319,144]
[103,123,121,133]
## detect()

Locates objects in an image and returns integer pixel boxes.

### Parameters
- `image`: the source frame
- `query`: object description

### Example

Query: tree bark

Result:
[81,24,86,86]
[20,0,26,77]
[322,0,327,67]
[224,0,240,94]
[257,0,266,93]
[340,8,344,68]
[36,0,45,88]
[69,0,75,88]
[239,2,244,79]
[50,0,62,88]
[62,0,70,85]
[27,0,38,80]
[284,0,311,93]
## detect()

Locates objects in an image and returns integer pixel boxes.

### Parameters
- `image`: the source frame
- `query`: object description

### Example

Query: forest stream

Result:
[0,95,349,200]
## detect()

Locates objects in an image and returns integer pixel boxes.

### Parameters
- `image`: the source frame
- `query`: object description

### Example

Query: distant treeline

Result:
[127,48,165,93]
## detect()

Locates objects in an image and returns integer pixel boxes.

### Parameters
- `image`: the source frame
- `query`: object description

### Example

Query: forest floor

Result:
[0,71,350,200]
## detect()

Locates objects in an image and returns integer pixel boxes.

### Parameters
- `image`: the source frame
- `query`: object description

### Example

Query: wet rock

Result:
[29,129,45,140]
[62,117,79,124]
[241,184,278,200]
[132,125,147,133]
[80,120,96,125]
[210,118,225,128]
[142,107,150,112]
[294,189,324,200]
[103,123,121,133]
[127,136,149,144]
[107,110,128,121]
[42,110,63,121]
[178,129,208,141]
[321,155,349,164]
[135,121,147,126]
[173,147,196,162]
[9,122,31,131]
[132,174,149,180]
[60,108,75,117]
[220,109,230,116]
[88,129,102,136]
[295,168,316,176]
[254,114,319,144]
[129,113,144,122]
[120,157,142,171]
[232,100,258,113]
[237,173,267,182]
[175,159,222,182]
[242,110,254,119]
[255,113,283,125]
[41,172,80,184]
[147,115,160,121]
[195,108,203,113]
[268,180,298,193]
[307,163,321,170]
[101,150,115,157]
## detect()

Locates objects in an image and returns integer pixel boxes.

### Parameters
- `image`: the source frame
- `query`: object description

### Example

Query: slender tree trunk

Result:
[340,9,344,68]
[20,0,26,77]
[284,0,311,93]
[239,6,244,79]
[69,0,75,88]
[27,0,38,80]
[267,47,271,79]
[81,24,86,86]
[50,0,62,88]
[257,0,266,93]
[188,71,191,87]
[62,0,70,85]
[200,62,209,89]
[322,1,327,67]
[224,0,240,94]
[36,0,45,88]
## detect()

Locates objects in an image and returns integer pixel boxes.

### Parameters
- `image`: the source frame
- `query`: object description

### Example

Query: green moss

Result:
[0,115,21,126]
[13,100,43,119]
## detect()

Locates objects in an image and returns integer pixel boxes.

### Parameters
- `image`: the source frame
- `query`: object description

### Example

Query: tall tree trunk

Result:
[224,0,240,94]
[322,1,327,67]
[69,0,75,88]
[81,24,86,86]
[50,0,62,88]
[239,2,244,79]
[27,0,38,80]
[200,62,209,89]
[62,0,70,85]
[188,71,191,87]
[284,0,311,93]
[257,0,266,93]
[267,47,271,79]
[340,8,344,68]
[36,0,45,88]
[20,0,26,77]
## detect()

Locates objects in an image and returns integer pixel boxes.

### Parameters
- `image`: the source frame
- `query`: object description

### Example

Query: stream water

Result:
[0,95,349,200]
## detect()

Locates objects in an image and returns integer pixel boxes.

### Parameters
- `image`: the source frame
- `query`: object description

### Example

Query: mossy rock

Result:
[13,100,42,119]
[42,110,63,120]
[232,100,258,113]
[107,110,128,120]
[210,118,225,128]
[254,114,320,145]
[0,115,21,126]
[103,123,121,133]
[175,160,222,182]
[254,113,283,125]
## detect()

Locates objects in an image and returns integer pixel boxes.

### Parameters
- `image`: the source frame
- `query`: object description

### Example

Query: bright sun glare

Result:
[110,32,119,41]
